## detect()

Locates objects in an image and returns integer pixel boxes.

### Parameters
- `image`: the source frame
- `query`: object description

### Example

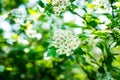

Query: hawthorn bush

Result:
[0,0,120,80]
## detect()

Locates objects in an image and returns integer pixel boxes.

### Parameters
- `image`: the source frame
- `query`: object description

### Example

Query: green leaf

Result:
[98,66,105,74]
[97,42,104,53]
[74,47,86,55]
[105,54,114,66]
[39,0,44,8]
[69,55,75,61]
[70,0,75,2]
[45,4,54,15]
[47,46,57,57]
[63,22,80,28]
[88,20,97,28]
[79,34,89,40]
[92,30,111,39]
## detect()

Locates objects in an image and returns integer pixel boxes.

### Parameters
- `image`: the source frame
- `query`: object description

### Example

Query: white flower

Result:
[93,0,110,10]
[24,48,30,53]
[26,29,42,40]
[51,0,70,15]
[51,29,80,56]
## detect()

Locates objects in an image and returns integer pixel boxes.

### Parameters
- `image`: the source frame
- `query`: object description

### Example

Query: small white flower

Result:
[50,29,80,56]
[56,48,65,55]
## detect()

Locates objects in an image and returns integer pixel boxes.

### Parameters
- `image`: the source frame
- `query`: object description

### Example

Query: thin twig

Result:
[110,1,115,18]
[70,10,88,24]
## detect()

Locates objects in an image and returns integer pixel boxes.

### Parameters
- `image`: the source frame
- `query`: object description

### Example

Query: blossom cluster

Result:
[9,9,26,24]
[10,9,24,18]
[51,0,70,15]
[93,0,110,9]
[51,29,80,56]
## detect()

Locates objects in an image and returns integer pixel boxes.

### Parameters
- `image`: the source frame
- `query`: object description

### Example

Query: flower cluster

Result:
[93,0,110,9]
[51,29,80,56]
[10,9,24,18]
[9,9,26,24]
[51,0,70,15]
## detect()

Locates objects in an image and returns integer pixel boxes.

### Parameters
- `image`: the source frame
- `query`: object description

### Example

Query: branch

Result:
[76,57,96,80]
[70,10,88,24]
[110,1,115,18]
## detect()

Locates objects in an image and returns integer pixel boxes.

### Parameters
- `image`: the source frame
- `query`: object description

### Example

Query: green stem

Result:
[110,1,115,18]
